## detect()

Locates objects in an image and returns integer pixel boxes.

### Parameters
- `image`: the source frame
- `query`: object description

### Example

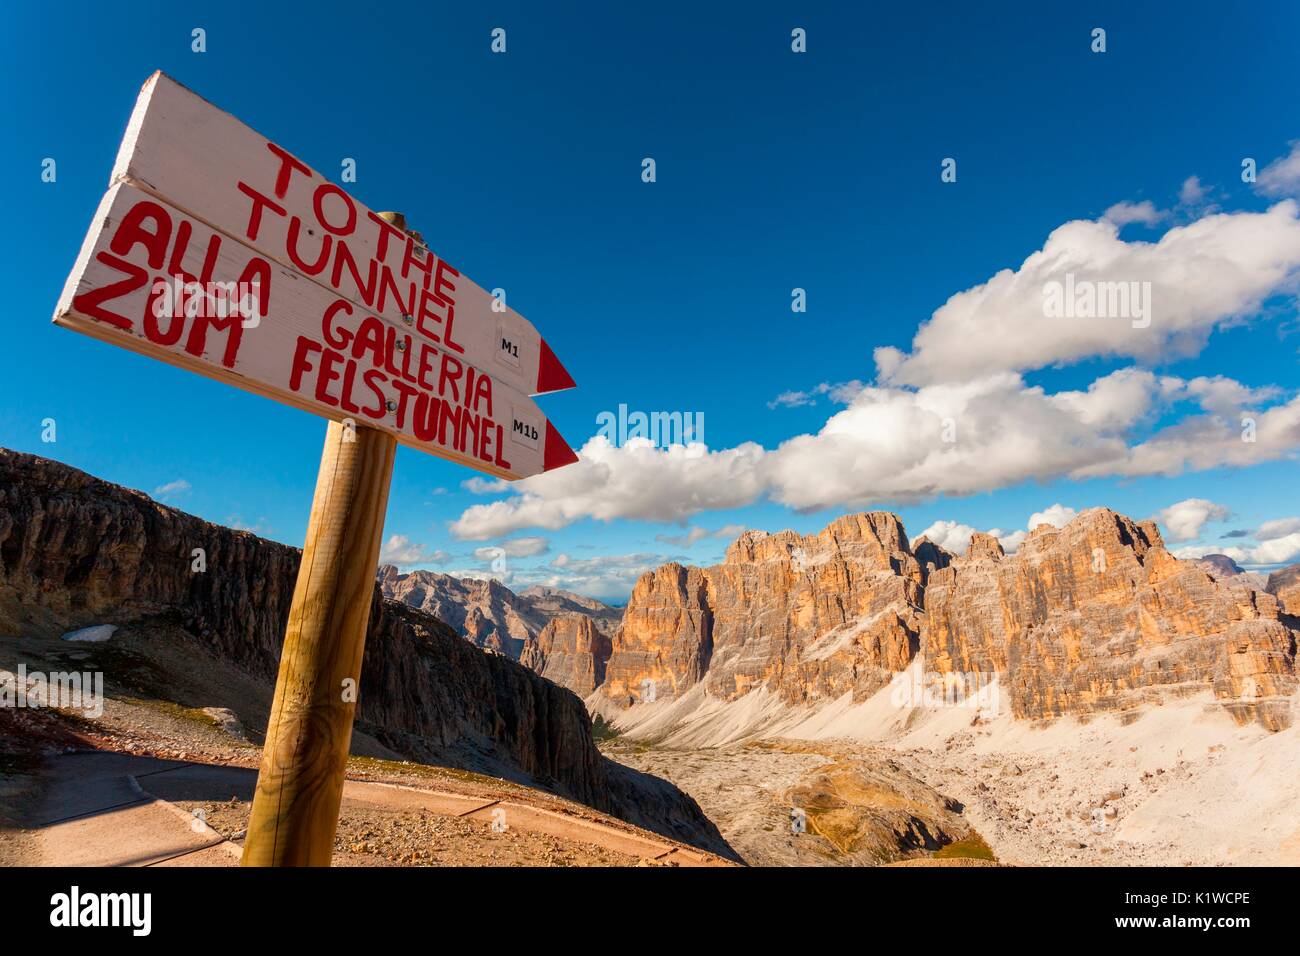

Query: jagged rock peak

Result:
[965,532,1005,559]
[521,615,613,696]
[379,566,621,660]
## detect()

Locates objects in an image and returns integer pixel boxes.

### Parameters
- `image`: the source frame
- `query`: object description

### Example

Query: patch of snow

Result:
[60,624,118,643]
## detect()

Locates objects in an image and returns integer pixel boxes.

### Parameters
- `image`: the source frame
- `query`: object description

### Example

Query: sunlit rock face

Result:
[1267,563,1300,617]
[923,509,1297,731]
[601,508,1297,731]
[600,513,924,709]
[521,614,613,696]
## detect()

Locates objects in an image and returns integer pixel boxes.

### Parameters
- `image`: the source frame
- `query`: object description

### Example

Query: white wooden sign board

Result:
[111,72,576,398]
[53,72,579,480]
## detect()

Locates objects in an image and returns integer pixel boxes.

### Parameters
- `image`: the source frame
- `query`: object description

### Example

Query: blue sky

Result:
[4,1,1300,601]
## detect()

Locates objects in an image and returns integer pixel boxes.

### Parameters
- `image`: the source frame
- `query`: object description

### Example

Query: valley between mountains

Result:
[3,446,1298,866]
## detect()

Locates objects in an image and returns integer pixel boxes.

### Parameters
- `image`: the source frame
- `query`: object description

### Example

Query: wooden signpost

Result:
[53,72,579,865]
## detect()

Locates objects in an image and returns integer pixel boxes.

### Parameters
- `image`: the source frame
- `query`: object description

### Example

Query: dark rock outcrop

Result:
[911,535,954,584]
[1193,554,1268,590]
[0,448,731,856]
[1197,553,1248,578]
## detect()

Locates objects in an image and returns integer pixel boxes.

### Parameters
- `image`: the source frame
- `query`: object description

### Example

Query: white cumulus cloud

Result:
[1153,498,1231,542]
[873,201,1300,387]
[916,520,979,554]
[1028,503,1079,530]
[451,370,1299,537]
[759,370,1155,512]
[450,436,766,540]
[462,476,509,495]
[490,536,550,558]
[379,535,449,566]
[921,505,1076,557]
[152,479,191,500]
[1257,141,1300,199]
[1256,517,1300,541]
[1103,200,1166,227]
[1244,534,1300,565]
[1178,175,1210,207]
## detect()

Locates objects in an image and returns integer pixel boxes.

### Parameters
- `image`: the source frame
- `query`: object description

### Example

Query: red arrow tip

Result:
[536,338,577,394]
[544,423,580,472]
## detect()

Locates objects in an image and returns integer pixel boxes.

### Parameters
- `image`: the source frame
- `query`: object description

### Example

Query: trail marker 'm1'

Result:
[52,72,580,866]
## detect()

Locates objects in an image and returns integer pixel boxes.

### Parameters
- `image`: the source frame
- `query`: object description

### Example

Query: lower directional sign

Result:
[55,181,578,480]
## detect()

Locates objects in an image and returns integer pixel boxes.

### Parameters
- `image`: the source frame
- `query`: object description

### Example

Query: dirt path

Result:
[10,751,733,867]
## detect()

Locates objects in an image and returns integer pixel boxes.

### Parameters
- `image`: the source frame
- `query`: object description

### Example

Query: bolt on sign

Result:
[54,71,578,480]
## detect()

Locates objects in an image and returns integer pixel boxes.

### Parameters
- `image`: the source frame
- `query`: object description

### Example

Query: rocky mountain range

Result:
[377,566,621,661]
[0,448,729,855]
[589,509,1299,735]
[7,444,1298,866]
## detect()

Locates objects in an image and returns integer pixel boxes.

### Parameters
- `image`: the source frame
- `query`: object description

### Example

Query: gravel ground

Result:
[602,738,986,866]
[173,797,646,867]
[604,697,1300,867]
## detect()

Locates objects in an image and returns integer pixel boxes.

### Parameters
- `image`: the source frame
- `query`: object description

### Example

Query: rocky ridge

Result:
[377,566,621,662]
[602,513,924,711]
[596,509,1298,732]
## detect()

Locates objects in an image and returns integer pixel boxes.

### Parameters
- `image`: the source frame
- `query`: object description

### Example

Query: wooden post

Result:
[242,213,407,867]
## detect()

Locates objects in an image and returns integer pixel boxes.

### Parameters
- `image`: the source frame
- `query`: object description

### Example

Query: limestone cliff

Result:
[520,615,612,696]
[600,513,924,709]
[601,509,1297,731]
[923,510,1296,730]
[1267,563,1300,617]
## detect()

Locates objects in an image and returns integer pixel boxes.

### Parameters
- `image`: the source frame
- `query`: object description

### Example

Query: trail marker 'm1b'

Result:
[52,72,580,866]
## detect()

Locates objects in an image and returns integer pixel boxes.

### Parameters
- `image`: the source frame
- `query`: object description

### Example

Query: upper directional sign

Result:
[53,72,579,481]
[109,72,576,398]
